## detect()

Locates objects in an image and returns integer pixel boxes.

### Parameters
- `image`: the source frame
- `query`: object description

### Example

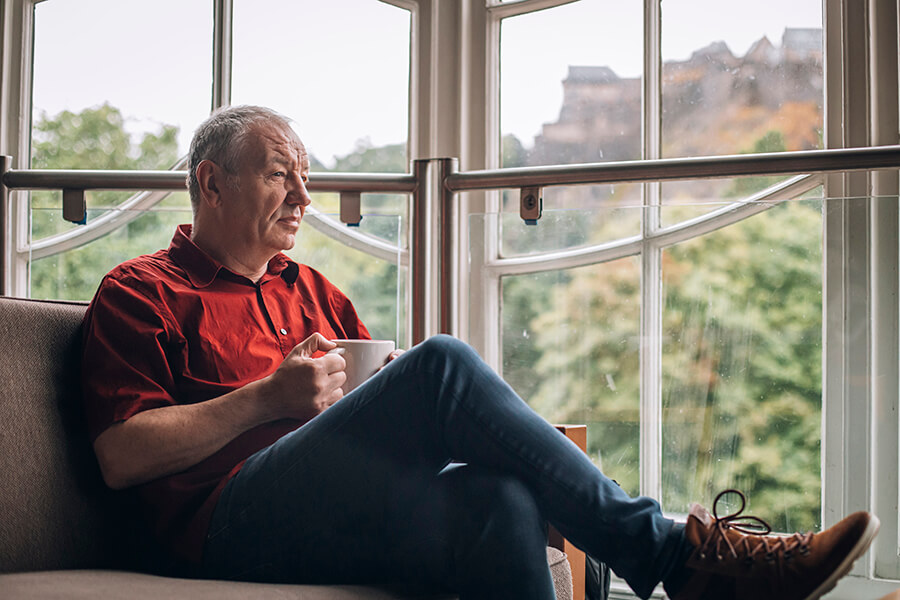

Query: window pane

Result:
[661,0,823,223]
[285,210,406,345]
[30,0,211,248]
[232,0,411,172]
[661,196,823,532]
[498,184,641,257]
[496,213,642,496]
[500,0,642,168]
[31,0,212,166]
[30,196,193,301]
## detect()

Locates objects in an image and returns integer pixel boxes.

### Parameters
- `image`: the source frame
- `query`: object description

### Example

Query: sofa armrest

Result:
[551,425,587,600]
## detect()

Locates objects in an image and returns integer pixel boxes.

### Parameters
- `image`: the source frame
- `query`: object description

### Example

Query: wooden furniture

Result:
[553,425,589,600]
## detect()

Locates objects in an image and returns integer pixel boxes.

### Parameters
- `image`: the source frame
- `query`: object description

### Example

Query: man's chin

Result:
[281,235,297,251]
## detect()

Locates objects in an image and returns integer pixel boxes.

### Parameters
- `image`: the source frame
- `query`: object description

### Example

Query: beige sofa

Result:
[0,296,576,599]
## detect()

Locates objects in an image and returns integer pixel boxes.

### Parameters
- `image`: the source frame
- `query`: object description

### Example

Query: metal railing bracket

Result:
[62,189,86,224]
[340,191,362,226]
[520,186,542,225]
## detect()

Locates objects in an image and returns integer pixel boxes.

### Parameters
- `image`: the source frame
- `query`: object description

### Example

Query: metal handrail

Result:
[7,167,415,265]
[2,169,418,194]
[6,145,897,196]
[3,145,900,336]
[444,145,900,191]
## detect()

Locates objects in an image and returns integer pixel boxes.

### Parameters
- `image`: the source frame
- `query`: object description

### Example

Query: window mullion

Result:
[2,0,35,298]
[868,0,900,581]
[823,0,881,585]
[211,0,232,111]
[639,0,662,501]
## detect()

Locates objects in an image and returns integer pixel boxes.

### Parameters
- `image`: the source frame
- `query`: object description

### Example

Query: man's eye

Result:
[272,171,286,178]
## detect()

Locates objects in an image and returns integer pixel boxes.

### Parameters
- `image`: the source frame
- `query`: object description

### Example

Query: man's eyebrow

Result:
[266,153,292,168]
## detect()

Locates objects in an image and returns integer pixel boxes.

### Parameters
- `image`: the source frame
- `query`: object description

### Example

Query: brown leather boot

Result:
[670,490,879,600]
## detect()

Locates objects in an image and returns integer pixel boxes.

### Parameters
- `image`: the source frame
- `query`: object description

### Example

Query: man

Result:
[82,105,879,600]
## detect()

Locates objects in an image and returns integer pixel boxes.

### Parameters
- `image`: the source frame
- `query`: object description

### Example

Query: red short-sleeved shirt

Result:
[81,224,370,564]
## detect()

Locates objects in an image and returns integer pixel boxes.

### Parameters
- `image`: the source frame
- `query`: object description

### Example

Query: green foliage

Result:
[308,139,409,343]
[659,199,822,530]
[29,104,186,301]
[504,196,823,530]
[330,138,407,173]
[32,103,179,170]
[498,126,823,529]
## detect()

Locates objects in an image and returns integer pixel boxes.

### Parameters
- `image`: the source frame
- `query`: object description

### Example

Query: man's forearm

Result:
[92,334,346,490]
[93,378,272,490]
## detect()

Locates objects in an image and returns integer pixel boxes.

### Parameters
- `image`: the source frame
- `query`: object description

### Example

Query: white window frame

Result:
[464,1,900,598]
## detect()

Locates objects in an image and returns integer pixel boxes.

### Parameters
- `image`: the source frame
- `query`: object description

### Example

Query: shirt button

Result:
[279,328,287,335]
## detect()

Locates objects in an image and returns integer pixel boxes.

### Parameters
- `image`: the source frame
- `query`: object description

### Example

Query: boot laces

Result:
[698,489,813,565]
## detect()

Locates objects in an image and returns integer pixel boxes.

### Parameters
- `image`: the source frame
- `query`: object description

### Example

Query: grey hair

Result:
[186,105,293,210]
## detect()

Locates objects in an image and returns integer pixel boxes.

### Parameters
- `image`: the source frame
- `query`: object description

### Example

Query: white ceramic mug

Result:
[328,339,396,394]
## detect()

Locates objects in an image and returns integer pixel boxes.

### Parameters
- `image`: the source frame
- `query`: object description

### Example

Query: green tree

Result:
[660,199,822,531]
[331,138,406,173]
[294,137,409,342]
[32,103,179,171]
[515,198,822,531]
[29,104,185,301]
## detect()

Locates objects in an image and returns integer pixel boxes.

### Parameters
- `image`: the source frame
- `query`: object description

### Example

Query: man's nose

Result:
[285,173,312,206]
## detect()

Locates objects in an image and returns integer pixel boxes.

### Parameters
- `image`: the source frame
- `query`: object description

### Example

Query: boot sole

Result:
[804,513,881,600]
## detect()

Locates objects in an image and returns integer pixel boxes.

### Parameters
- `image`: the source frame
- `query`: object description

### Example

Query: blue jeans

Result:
[201,335,689,599]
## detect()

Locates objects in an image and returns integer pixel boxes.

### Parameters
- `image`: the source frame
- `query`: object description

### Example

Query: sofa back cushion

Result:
[0,297,141,573]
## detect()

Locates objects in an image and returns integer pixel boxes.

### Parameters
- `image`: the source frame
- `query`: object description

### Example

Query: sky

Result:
[31,0,821,167]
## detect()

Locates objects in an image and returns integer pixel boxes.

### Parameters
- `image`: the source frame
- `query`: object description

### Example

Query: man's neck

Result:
[190,223,270,283]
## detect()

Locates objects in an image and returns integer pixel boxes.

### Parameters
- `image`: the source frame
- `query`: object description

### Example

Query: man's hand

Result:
[93,332,347,490]
[379,348,405,371]
[258,333,347,422]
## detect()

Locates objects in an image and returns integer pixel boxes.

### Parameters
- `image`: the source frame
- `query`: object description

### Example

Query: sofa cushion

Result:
[0,546,570,600]
[0,546,570,599]
[0,297,146,573]
[0,570,456,600]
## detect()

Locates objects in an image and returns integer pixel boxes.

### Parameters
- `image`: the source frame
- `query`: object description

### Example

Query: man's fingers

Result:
[295,332,337,358]
[322,352,347,374]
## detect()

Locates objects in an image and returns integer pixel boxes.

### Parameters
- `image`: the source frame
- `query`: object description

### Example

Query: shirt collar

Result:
[168,224,300,288]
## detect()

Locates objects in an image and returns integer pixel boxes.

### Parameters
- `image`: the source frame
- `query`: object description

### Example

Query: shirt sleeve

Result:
[81,273,182,442]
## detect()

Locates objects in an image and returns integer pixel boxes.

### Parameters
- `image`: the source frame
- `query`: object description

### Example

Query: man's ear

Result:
[195,159,225,208]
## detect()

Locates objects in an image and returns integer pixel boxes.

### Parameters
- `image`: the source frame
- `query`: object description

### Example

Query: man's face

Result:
[218,122,312,256]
